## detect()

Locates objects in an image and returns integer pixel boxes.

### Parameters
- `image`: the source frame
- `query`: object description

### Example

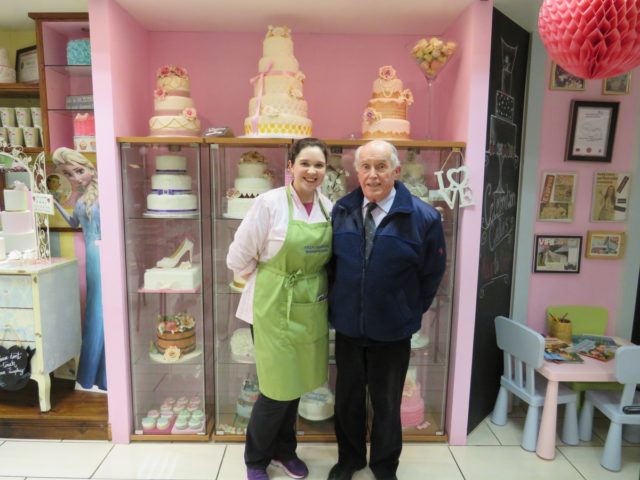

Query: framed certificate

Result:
[565,100,619,162]
[16,45,39,83]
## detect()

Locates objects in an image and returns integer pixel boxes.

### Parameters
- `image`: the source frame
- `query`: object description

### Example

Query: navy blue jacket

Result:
[329,181,446,342]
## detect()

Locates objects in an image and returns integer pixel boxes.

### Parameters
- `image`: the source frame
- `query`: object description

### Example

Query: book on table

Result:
[544,337,584,363]
[570,335,619,361]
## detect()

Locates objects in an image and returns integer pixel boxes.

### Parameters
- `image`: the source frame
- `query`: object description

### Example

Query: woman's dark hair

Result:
[288,137,329,164]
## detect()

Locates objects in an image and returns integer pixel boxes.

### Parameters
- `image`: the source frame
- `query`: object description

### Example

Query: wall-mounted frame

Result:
[602,72,631,95]
[590,171,631,222]
[566,100,619,162]
[534,235,582,273]
[585,230,626,259]
[537,171,577,222]
[549,62,585,91]
[15,45,38,84]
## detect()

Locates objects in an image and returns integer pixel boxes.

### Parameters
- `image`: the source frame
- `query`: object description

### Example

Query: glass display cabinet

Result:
[207,138,293,440]
[325,139,463,441]
[208,138,463,442]
[118,137,213,440]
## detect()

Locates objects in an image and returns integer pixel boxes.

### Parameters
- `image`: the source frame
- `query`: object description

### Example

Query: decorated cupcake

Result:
[156,416,171,432]
[188,416,202,429]
[146,409,160,419]
[175,417,188,430]
[141,417,156,431]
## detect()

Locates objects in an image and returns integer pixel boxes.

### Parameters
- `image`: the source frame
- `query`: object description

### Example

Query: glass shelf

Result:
[44,64,92,77]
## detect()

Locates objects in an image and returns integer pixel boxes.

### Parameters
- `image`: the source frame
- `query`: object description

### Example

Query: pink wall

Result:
[89,0,149,443]
[526,61,640,335]
[442,0,493,445]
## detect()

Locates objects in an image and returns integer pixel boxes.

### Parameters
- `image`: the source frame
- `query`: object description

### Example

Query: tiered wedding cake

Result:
[150,65,201,136]
[146,155,198,217]
[362,65,413,140]
[224,151,273,219]
[0,182,36,254]
[244,25,312,137]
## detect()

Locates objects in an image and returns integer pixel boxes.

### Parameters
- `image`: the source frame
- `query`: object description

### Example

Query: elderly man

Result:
[328,140,446,480]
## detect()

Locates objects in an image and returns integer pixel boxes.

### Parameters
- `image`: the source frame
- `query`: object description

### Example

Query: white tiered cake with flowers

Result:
[244,25,312,138]
[150,65,201,136]
[224,151,273,219]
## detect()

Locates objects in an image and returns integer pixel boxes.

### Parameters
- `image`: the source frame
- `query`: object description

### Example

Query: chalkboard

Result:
[0,344,35,391]
[468,9,529,433]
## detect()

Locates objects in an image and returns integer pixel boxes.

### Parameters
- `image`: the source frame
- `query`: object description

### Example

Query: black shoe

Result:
[327,463,356,480]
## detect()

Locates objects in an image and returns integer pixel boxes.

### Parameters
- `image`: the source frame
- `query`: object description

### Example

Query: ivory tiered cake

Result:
[362,65,413,140]
[244,25,312,137]
[149,65,201,136]
[146,155,198,216]
[0,182,36,254]
[224,151,273,219]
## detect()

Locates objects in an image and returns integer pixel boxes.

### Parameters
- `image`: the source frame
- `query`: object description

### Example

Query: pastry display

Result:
[149,65,201,136]
[225,151,273,219]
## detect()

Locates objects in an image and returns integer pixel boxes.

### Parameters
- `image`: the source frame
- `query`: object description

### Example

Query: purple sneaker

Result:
[271,457,309,479]
[247,468,269,480]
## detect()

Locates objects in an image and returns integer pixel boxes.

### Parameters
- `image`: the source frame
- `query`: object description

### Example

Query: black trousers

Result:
[244,393,300,470]
[333,332,411,479]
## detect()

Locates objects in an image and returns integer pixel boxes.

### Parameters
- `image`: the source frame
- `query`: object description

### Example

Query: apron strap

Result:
[287,185,330,222]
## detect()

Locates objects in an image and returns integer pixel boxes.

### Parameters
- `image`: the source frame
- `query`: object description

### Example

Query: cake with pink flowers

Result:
[150,65,201,136]
[244,25,312,138]
[73,113,96,152]
[400,367,425,427]
[362,65,413,140]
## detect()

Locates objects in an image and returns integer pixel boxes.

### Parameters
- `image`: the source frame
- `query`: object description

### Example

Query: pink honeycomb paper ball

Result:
[538,0,640,79]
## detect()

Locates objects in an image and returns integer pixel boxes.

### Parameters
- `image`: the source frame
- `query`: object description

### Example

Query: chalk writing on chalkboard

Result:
[0,344,35,391]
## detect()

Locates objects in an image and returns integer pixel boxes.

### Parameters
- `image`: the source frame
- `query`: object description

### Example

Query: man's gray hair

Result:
[354,140,400,169]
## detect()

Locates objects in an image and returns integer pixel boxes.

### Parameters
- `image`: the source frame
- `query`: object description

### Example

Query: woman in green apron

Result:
[227,138,332,480]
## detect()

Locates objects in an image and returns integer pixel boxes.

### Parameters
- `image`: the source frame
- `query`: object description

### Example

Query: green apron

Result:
[252,186,332,401]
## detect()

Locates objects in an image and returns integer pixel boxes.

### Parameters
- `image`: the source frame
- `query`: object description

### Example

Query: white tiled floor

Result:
[0,413,638,479]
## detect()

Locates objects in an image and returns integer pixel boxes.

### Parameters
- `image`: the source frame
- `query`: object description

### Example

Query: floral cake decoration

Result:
[157,65,188,79]
[182,107,198,120]
[379,65,397,81]
[240,151,267,164]
[266,25,292,38]
[362,107,382,124]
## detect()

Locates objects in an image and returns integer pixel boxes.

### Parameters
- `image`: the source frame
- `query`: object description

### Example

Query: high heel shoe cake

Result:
[144,238,201,291]
[156,238,193,268]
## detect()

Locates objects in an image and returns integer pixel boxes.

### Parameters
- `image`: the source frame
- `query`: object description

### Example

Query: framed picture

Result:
[590,172,631,222]
[585,230,626,259]
[602,72,631,95]
[566,100,619,162]
[549,62,585,91]
[537,171,577,222]
[15,46,39,84]
[534,235,582,273]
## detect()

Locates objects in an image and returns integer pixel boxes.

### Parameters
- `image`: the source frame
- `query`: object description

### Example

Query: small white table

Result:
[535,346,621,459]
[0,258,81,411]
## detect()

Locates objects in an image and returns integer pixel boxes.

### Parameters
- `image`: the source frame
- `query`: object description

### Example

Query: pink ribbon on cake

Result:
[249,61,297,134]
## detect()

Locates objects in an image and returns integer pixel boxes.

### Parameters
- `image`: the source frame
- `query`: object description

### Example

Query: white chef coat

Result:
[226,185,333,324]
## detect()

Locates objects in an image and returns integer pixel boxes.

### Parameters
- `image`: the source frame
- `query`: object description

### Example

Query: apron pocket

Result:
[287,299,329,343]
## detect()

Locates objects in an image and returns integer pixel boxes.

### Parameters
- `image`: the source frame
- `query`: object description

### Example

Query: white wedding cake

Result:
[225,151,273,219]
[298,384,335,421]
[0,182,36,253]
[149,65,201,136]
[146,155,198,217]
[362,65,413,140]
[244,25,312,137]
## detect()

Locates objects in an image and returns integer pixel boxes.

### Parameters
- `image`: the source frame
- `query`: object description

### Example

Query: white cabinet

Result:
[0,258,81,411]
